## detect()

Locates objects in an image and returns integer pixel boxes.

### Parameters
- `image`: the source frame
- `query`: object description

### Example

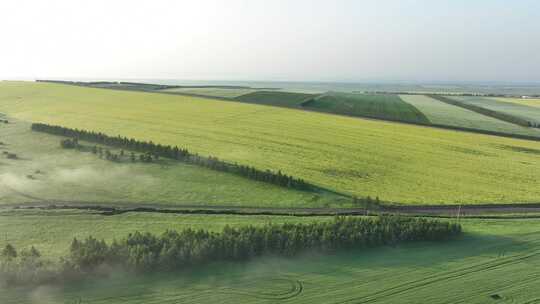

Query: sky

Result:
[1,0,539,83]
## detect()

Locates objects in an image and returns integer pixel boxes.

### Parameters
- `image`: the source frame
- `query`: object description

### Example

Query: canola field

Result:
[1,81,540,204]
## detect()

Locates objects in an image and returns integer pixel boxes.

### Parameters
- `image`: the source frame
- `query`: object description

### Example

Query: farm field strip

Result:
[400,94,540,137]
[159,87,259,98]
[1,82,540,204]
[452,96,540,125]
[495,97,540,108]
[304,93,430,124]
[233,91,318,108]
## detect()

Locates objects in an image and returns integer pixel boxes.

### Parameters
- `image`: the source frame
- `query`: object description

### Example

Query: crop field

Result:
[233,91,317,107]
[305,93,430,124]
[495,97,540,108]
[400,95,540,137]
[452,96,540,126]
[159,87,259,98]
[1,81,540,204]
[0,118,340,208]
[4,216,540,303]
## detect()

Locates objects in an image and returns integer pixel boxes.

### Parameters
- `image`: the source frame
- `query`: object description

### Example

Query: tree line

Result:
[1,216,461,286]
[36,80,181,91]
[60,138,155,163]
[32,123,312,191]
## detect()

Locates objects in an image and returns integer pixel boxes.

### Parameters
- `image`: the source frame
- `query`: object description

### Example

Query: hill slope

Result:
[303,93,430,124]
[234,91,317,107]
[0,118,338,208]
[1,81,540,204]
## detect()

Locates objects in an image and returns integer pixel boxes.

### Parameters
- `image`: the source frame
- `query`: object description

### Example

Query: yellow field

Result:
[1,81,540,204]
[494,97,540,108]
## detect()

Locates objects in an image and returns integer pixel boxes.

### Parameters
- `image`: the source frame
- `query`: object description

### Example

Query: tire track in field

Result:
[61,275,302,303]
[214,277,303,300]
[334,245,540,304]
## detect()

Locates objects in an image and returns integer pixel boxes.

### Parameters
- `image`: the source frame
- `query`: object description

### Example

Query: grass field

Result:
[305,93,430,124]
[3,214,540,303]
[233,91,317,107]
[0,209,332,259]
[1,81,540,204]
[400,95,540,136]
[0,118,342,208]
[159,87,259,98]
[452,96,540,126]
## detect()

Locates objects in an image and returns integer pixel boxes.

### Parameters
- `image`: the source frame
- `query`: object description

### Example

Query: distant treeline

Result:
[35,79,275,91]
[428,95,538,128]
[0,216,462,286]
[36,79,180,91]
[32,123,312,191]
[366,91,540,99]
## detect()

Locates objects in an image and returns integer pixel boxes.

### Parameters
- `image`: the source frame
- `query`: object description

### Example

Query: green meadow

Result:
[1,81,540,204]
[3,213,540,304]
[0,209,332,259]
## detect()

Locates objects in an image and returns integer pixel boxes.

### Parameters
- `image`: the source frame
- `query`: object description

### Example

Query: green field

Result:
[233,91,317,107]
[452,96,540,126]
[0,118,341,208]
[400,95,540,136]
[160,87,259,98]
[495,97,540,108]
[305,93,430,124]
[0,209,332,259]
[1,81,540,204]
[3,213,540,303]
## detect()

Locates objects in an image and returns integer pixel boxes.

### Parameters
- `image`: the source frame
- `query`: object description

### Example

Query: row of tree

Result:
[66,216,461,274]
[429,95,539,128]
[1,216,462,286]
[0,245,55,286]
[32,123,312,191]
[60,138,155,163]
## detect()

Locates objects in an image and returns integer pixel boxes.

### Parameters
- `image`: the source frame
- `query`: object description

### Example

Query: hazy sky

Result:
[1,0,539,82]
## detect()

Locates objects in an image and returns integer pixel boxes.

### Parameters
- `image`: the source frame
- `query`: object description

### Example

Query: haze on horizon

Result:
[1,0,539,83]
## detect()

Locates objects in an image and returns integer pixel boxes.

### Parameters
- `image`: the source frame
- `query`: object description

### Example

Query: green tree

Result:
[1,244,17,261]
